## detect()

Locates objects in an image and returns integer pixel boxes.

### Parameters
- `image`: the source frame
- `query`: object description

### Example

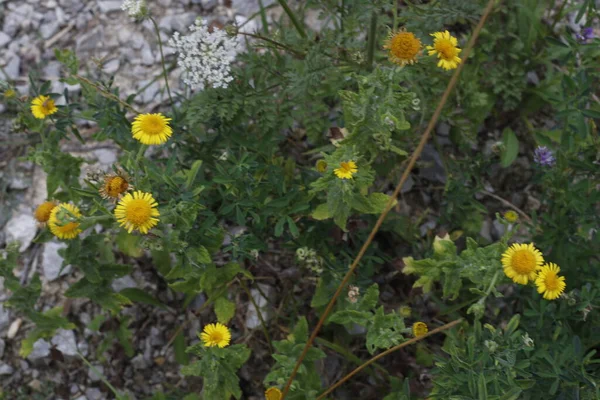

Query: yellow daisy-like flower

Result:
[334,161,358,179]
[265,387,283,400]
[34,201,59,225]
[504,210,519,223]
[383,29,422,66]
[99,170,132,201]
[48,203,82,240]
[114,190,160,234]
[535,263,566,300]
[200,323,231,348]
[316,159,328,173]
[501,243,544,285]
[426,31,462,70]
[412,321,428,338]
[30,95,58,119]
[131,113,173,145]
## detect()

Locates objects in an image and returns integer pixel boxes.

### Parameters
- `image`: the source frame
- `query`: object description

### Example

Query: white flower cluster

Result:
[168,20,239,91]
[121,0,145,18]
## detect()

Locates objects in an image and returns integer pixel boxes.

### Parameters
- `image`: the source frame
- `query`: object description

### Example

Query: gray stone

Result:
[245,284,273,330]
[27,339,51,361]
[88,364,104,382]
[97,0,123,13]
[51,329,78,357]
[2,56,21,80]
[0,339,5,358]
[43,61,62,79]
[5,211,37,252]
[141,44,154,66]
[193,0,218,9]
[492,219,506,239]
[0,363,14,375]
[102,58,120,74]
[40,20,61,40]
[76,26,104,52]
[0,32,10,48]
[93,148,117,165]
[111,275,137,292]
[158,12,196,33]
[139,80,160,103]
[232,0,274,16]
[42,241,71,281]
[479,219,493,242]
[131,354,149,369]
[85,387,105,400]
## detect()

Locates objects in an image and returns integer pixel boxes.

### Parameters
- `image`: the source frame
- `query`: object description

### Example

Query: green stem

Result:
[392,0,398,31]
[236,31,305,58]
[277,0,307,38]
[150,17,175,111]
[366,11,378,70]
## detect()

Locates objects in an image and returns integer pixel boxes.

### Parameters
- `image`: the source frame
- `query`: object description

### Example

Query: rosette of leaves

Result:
[328,284,406,354]
[182,340,251,400]
[338,68,415,161]
[310,146,395,230]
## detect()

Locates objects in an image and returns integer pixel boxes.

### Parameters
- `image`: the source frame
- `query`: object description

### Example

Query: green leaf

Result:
[311,203,330,220]
[214,296,236,324]
[119,288,166,309]
[185,160,203,190]
[117,231,143,258]
[173,332,189,365]
[286,216,299,238]
[500,128,519,167]
[477,373,488,400]
[274,217,285,237]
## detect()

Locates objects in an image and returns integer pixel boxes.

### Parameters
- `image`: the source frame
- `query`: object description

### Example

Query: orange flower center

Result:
[390,32,421,60]
[435,39,458,60]
[511,250,537,274]
[105,176,129,197]
[140,115,166,135]
[544,272,560,291]
[35,202,57,223]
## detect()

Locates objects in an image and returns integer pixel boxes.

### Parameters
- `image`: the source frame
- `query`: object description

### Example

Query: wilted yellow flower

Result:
[535,263,566,300]
[265,387,282,400]
[316,159,328,173]
[114,190,160,234]
[412,322,428,337]
[34,201,59,225]
[131,113,173,145]
[48,203,82,240]
[334,161,357,179]
[399,305,412,318]
[501,243,544,285]
[504,210,519,223]
[201,323,231,348]
[426,31,462,70]
[99,170,132,201]
[31,95,58,119]
[384,29,422,66]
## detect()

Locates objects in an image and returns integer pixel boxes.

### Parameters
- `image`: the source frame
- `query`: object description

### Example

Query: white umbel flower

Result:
[121,0,146,18]
[168,19,239,91]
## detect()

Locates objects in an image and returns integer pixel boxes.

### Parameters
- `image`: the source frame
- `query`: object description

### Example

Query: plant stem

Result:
[316,319,463,399]
[280,0,498,397]
[366,11,378,70]
[236,31,305,58]
[75,75,141,114]
[277,0,307,38]
[238,278,273,353]
[150,17,175,111]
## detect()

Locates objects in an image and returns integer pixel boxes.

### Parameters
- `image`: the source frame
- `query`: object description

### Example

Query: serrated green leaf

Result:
[214,296,236,324]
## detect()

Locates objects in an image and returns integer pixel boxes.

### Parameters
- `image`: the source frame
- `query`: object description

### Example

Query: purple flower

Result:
[576,27,594,43]
[534,146,556,167]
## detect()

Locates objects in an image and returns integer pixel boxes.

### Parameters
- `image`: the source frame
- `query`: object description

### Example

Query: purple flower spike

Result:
[576,27,594,43]
[534,146,556,167]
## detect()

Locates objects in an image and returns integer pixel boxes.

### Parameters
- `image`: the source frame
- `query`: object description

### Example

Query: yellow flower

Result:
[48,203,82,240]
[504,210,519,223]
[426,31,462,70]
[383,29,422,66]
[265,387,282,400]
[4,89,16,99]
[501,243,544,285]
[131,113,173,145]
[412,322,428,337]
[316,159,328,173]
[99,170,132,201]
[399,305,412,318]
[30,95,58,119]
[334,161,357,179]
[114,190,160,234]
[535,263,566,300]
[34,201,59,225]
[200,323,231,348]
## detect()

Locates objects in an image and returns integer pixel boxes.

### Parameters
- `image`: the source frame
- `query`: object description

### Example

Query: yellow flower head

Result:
[34,201,59,225]
[31,95,58,119]
[131,113,173,145]
[412,321,428,337]
[535,263,566,300]
[265,387,283,400]
[114,190,160,234]
[501,243,544,285]
[316,159,328,173]
[99,170,132,201]
[399,305,412,318]
[48,203,82,240]
[384,29,422,66]
[426,31,462,70]
[503,210,519,223]
[200,323,231,348]
[4,89,16,99]
[334,161,357,179]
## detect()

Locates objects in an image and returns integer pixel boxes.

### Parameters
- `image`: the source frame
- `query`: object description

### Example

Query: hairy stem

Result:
[277,0,307,38]
[150,17,175,111]
[366,11,378,70]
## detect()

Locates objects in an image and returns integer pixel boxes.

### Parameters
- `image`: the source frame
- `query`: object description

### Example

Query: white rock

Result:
[232,0,274,16]
[102,58,120,74]
[0,363,14,375]
[40,20,61,39]
[93,148,117,165]
[0,32,10,48]
[41,241,71,281]
[5,211,37,252]
[6,318,22,339]
[27,339,51,361]
[1,56,20,80]
[51,329,78,357]
[0,305,11,332]
[141,44,154,66]
[85,388,105,400]
[245,284,273,330]
[111,275,137,292]
[97,0,123,13]
[76,26,104,52]
[43,61,62,79]
[139,80,160,103]
[87,364,104,382]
